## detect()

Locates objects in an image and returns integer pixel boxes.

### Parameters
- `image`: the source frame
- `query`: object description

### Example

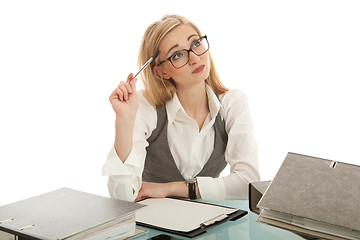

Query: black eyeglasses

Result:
[157,35,209,69]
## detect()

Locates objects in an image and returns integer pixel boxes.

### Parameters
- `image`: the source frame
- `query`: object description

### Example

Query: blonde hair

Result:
[138,14,228,107]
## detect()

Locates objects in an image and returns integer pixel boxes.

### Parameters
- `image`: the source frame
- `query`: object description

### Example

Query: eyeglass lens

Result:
[170,37,209,68]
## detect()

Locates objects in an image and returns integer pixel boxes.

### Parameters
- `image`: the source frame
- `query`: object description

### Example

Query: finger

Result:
[118,82,129,101]
[114,87,124,101]
[127,73,134,83]
[122,81,133,94]
[136,194,142,201]
[109,90,118,102]
[109,88,122,102]
[130,78,137,93]
[136,189,146,201]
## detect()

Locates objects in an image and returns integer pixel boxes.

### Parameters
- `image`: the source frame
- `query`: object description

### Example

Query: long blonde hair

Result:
[138,14,228,107]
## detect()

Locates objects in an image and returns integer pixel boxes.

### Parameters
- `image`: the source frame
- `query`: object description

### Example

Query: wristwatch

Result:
[186,178,197,200]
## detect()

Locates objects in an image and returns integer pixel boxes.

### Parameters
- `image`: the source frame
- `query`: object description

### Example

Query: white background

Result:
[1,0,359,206]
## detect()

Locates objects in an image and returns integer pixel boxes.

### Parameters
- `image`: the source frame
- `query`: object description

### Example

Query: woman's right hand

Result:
[109,73,139,119]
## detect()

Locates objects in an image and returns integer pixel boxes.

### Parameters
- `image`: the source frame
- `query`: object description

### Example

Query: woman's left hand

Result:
[136,181,170,201]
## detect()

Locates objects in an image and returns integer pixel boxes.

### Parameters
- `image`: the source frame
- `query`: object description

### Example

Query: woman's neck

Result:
[176,82,209,120]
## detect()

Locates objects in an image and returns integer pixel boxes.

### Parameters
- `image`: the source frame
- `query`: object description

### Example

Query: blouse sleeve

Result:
[102,91,157,202]
[197,89,260,201]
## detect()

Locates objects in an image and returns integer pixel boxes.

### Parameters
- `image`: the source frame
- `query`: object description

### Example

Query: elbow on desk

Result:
[107,176,137,202]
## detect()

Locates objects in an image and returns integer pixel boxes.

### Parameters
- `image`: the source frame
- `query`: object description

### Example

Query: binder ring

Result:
[329,161,337,168]
[0,218,15,224]
[19,224,36,231]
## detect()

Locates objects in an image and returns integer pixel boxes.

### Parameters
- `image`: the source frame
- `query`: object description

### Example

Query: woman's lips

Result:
[192,65,205,74]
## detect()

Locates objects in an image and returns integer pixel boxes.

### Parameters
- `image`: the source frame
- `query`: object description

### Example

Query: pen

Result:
[128,50,159,84]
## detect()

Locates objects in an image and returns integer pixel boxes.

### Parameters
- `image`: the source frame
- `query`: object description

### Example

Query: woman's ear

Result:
[153,65,171,80]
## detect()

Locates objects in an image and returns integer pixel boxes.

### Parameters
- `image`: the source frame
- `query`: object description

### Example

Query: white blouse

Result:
[102,84,260,202]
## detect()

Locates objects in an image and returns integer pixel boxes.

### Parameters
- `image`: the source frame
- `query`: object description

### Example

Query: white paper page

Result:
[136,198,237,232]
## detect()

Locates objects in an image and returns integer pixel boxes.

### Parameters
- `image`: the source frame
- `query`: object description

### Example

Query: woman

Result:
[103,14,260,202]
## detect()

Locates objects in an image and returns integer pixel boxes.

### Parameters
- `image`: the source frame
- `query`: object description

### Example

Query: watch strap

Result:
[187,180,197,200]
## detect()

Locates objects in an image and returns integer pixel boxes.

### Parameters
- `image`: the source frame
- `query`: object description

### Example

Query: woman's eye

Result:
[171,52,183,61]
[192,40,201,48]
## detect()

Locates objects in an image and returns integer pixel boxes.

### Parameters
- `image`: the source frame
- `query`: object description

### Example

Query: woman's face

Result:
[155,24,210,88]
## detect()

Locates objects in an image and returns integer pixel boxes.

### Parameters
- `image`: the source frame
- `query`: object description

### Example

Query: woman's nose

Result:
[188,51,200,65]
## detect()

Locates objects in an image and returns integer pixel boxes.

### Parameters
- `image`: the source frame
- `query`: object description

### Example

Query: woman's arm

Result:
[105,73,142,201]
[136,181,201,200]
[221,89,260,198]
[114,115,136,162]
[103,86,157,202]
[136,89,259,201]
[109,73,139,162]
[196,89,260,201]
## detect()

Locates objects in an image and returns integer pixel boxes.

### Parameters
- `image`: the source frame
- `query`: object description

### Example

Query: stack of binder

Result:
[257,152,360,240]
[0,188,144,240]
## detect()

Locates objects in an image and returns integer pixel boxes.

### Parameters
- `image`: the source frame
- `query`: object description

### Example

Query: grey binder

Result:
[0,188,144,240]
[249,180,271,214]
[257,152,360,240]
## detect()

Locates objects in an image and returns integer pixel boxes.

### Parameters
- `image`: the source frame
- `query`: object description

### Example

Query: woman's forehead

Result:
[159,25,198,54]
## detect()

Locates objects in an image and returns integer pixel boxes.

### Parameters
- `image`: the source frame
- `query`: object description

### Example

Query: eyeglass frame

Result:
[156,35,209,69]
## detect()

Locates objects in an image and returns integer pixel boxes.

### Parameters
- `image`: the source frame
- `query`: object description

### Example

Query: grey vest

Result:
[142,104,228,183]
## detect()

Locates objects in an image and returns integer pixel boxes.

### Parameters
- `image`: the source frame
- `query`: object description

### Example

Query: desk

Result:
[134,200,305,240]
[1,200,306,240]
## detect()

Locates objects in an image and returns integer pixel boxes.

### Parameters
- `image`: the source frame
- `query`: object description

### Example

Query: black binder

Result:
[0,188,144,240]
[136,198,247,238]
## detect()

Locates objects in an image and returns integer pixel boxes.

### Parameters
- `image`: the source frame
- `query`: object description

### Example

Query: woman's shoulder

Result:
[134,90,158,132]
[137,90,157,112]
[219,88,253,124]
[219,88,249,107]
[136,90,158,122]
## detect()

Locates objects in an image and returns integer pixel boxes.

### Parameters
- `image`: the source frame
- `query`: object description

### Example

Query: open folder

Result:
[136,198,247,238]
[257,152,360,240]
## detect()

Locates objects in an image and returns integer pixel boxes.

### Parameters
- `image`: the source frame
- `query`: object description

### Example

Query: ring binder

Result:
[329,161,337,168]
[0,218,15,224]
[19,225,36,231]
[0,188,144,240]
[257,152,360,240]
